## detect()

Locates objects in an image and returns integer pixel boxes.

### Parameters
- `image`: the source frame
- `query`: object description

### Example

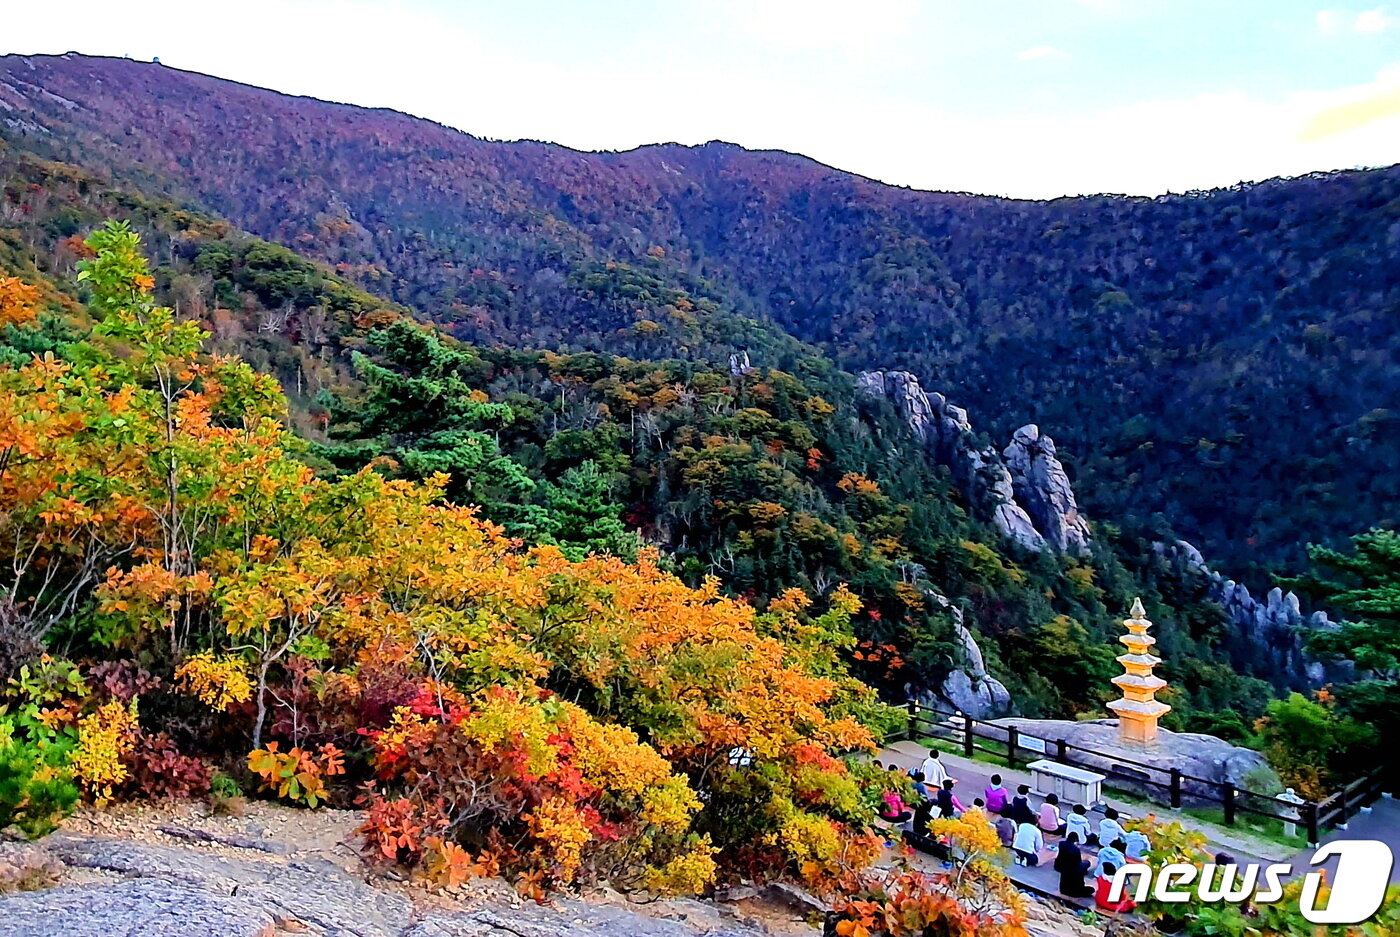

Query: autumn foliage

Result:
[0,223,889,894]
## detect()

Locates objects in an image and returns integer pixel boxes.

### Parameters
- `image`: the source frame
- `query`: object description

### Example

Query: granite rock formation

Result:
[1157,539,1345,687]
[3,831,769,937]
[1002,424,1092,556]
[907,589,1012,720]
[856,370,1082,555]
[992,717,1277,807]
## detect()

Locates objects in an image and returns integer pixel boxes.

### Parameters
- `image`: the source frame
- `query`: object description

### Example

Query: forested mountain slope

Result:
[2,52,1396,578]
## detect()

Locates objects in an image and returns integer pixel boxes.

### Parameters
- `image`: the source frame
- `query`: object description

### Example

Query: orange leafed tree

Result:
[0,223,893,895]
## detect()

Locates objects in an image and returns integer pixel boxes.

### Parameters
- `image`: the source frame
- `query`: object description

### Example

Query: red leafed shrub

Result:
[120,732,212,799]
[88,660,161,701]
[357,793,446,865]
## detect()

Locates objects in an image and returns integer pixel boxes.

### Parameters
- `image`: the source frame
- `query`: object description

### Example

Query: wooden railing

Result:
[892,700,1388,845]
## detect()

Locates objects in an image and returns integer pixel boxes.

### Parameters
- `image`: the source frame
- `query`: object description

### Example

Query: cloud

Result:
[1354,6,1393,31]
[1017,45,1071,61]
[1299,63,1400,139]
[1317,7,1393,35]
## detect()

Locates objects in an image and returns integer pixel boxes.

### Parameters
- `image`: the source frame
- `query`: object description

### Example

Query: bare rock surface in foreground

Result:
[0,804,782,937]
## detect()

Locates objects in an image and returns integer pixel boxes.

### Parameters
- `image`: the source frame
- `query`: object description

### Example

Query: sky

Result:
[6,0,1399,198]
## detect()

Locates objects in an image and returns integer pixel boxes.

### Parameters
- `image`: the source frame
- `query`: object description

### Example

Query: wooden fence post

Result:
[1007,726,1019,770]
[906,699,918,741]
[962,712,975,758]
[1304,800,1320,846]
[1056,738,1067,764]
[1169,768,1182,809]
[1222,782,1236,826]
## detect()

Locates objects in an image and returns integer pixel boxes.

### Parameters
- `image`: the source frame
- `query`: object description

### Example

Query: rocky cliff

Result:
[856,371,1087,556]
[858,369,1096,718]
[1158,540,1345,687]
[914,590,1013,719]
[859,369,1346,700]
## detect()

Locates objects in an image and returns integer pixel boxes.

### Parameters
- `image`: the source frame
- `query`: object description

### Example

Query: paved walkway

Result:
[878,740,1277,908]
[1289,793,1400,884]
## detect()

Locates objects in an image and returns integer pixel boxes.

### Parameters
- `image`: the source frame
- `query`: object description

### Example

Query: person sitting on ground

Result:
[920,749,952,788]
[902,797,949,859]
[983,773,1010,814]
[879,789,912,825]
[934,778,965,818]
[1012,819,1044,866]
[1123,827,1151,860]
[972,797,986,811]
[1009,784,1036,825]
[995,812,1016,847]
[1054,832,1094,898]
[1095,838,1128,878]
[1064,803,1092,843]
[1094,807,1126,847]
[1038,792,1065,834]
[1094,862,1136,913]
[910,770,931,801]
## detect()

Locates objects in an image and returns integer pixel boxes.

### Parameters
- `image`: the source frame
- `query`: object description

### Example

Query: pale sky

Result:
[7,0,1399,198]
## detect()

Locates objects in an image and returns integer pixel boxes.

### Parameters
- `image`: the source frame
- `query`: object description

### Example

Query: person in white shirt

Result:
[1123,828,1151,859]
[919,750,951,788]
[1064,803,1092,843]
[1012,821,1044,866]
[1095,807,1126,847]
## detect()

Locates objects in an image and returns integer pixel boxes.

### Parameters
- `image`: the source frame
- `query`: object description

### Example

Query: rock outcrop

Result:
[908,590,1012,720]
[856,370,1082,555]
[1002,424,1092,557]
[991,717,1277,807]
[968,447,1047,552]
[1158,540,1346,687]
[2,826,772,937]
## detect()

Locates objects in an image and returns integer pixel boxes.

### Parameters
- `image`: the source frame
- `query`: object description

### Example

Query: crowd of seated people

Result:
[874,751,1153,913]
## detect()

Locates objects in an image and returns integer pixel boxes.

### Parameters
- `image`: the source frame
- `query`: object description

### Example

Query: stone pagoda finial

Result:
[1107,597,1170,747]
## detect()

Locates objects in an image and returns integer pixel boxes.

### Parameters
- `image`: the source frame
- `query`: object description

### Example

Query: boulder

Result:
[11,831,770,937]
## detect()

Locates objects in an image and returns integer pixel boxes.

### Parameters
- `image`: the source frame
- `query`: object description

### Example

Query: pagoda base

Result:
[990,717,1276,807]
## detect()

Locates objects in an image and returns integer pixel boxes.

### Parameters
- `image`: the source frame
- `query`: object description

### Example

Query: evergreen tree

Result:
[542,461,642,562]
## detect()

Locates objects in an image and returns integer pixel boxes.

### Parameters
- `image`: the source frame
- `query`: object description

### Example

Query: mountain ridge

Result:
[2,51,1397,580]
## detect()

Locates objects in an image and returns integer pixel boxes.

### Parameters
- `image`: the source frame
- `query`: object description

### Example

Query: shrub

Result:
[0,720,78,839]
[120,731,211,800]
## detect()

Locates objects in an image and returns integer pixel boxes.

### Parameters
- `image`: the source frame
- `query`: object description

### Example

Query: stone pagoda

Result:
[1107,598,1170,748]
